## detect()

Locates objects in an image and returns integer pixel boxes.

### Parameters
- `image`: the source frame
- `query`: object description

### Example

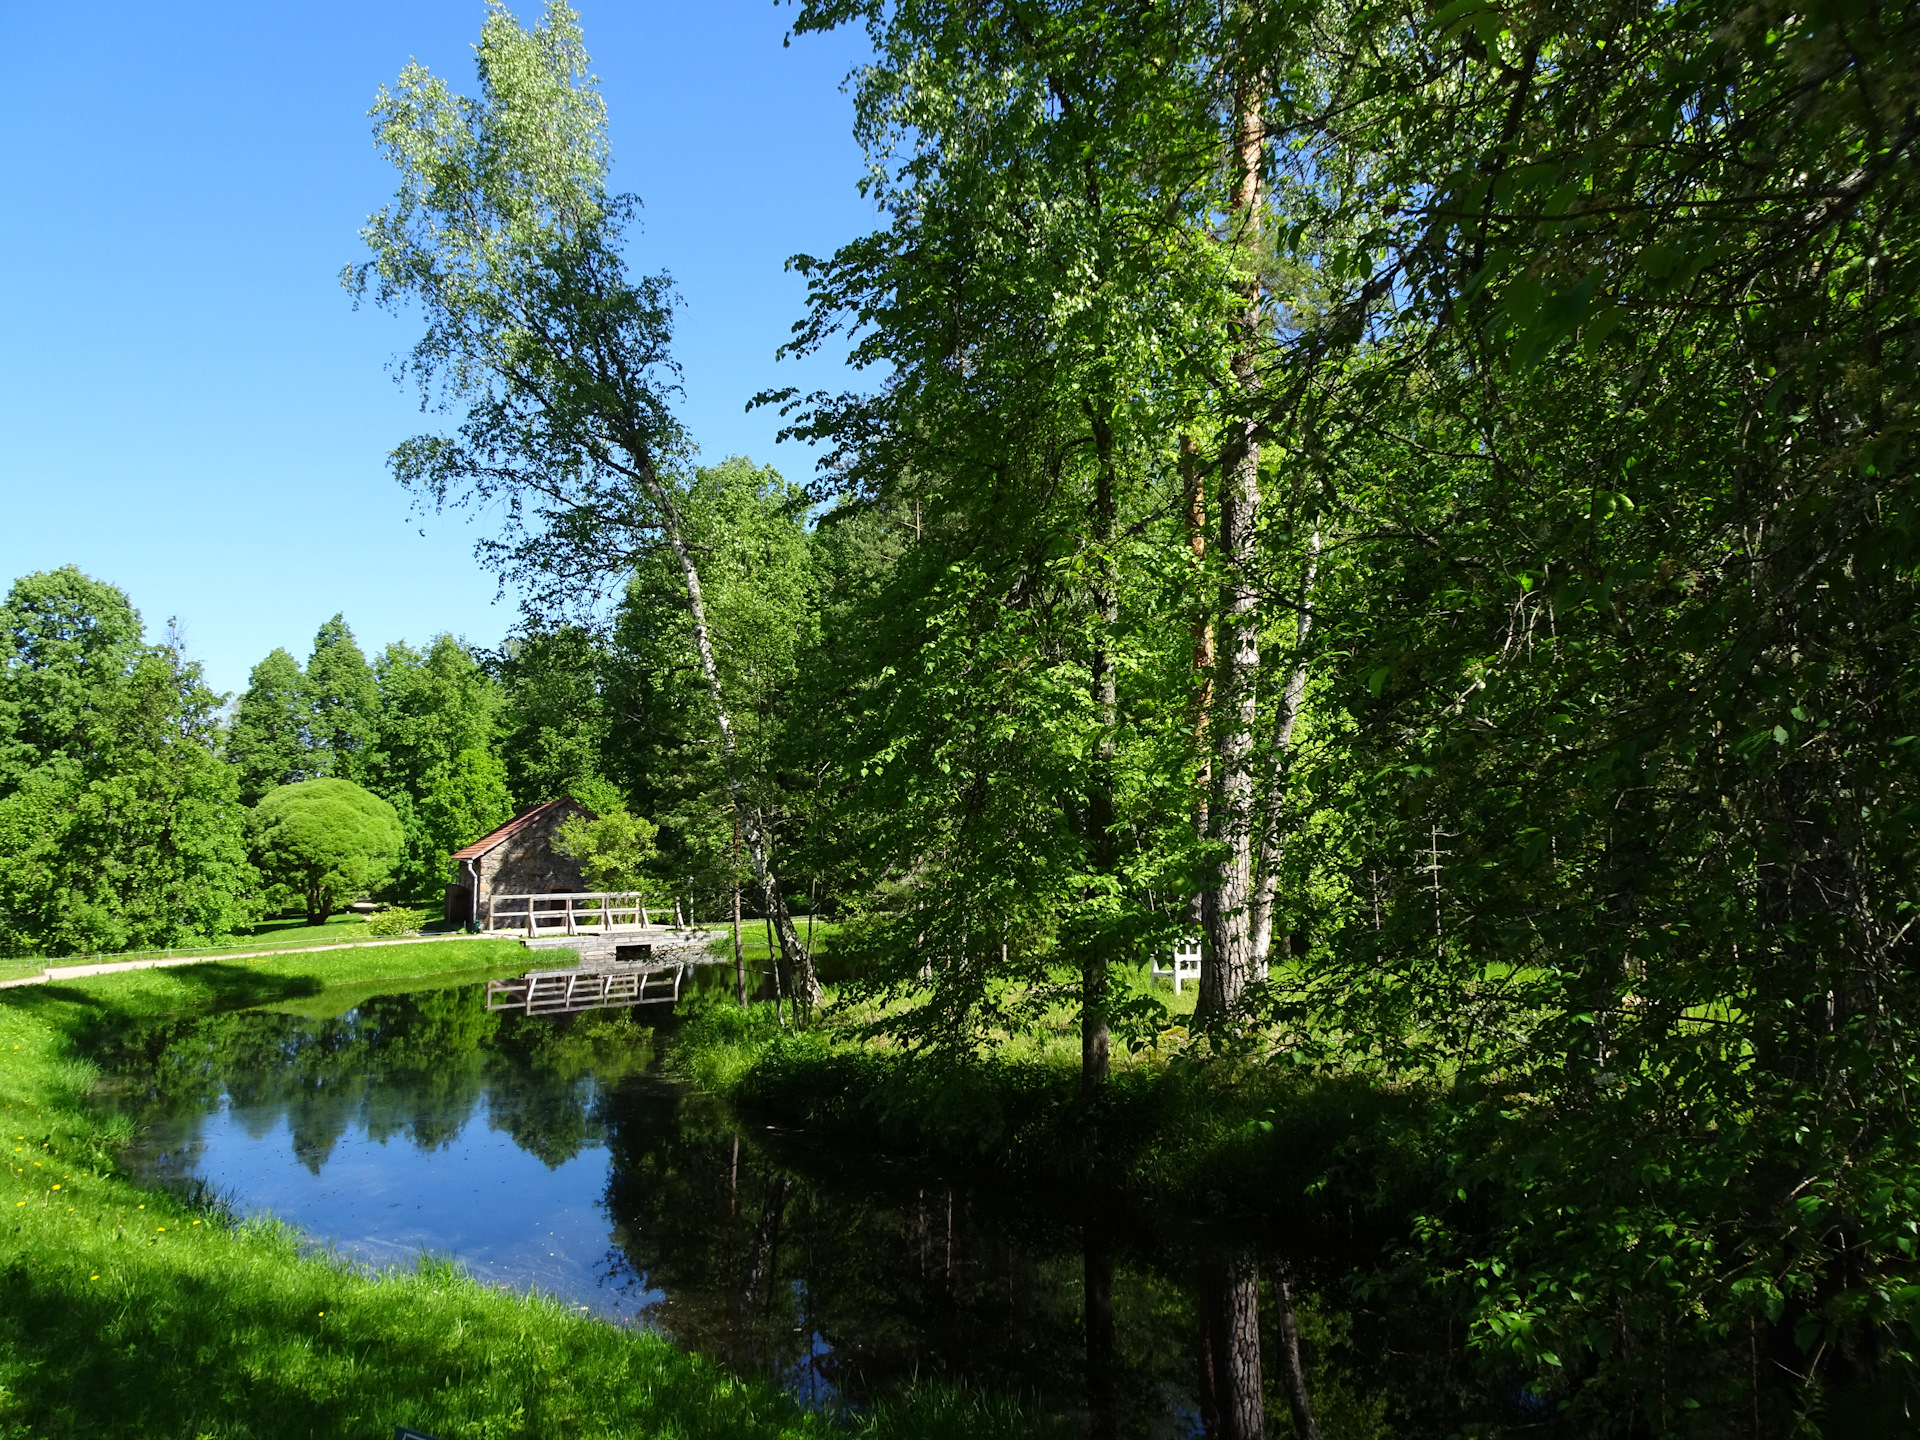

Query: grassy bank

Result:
[0,945,1054,1439]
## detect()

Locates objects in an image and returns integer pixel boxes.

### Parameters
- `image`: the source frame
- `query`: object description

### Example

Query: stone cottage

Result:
[444,798,595,927]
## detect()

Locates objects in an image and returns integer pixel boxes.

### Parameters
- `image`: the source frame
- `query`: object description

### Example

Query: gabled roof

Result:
[451,797,593,862]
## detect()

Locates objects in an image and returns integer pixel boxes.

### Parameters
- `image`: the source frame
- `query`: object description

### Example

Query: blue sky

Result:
[0,1,874,696]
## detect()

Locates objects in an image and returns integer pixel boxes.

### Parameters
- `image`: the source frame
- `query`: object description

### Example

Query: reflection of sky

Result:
[137,1092,664,1325]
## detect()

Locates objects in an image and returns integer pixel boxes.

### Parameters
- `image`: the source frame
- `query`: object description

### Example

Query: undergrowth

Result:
[668,1000,1441,1241]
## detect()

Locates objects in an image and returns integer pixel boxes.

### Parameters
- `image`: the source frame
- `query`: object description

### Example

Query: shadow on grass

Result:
[2,963,326,1050]
[0,1236,816,1440]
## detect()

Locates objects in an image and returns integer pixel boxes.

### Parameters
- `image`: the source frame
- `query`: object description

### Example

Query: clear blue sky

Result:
[0,1,874,696]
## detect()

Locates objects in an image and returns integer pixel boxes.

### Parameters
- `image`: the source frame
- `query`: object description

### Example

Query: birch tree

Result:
[345,0,821,1009]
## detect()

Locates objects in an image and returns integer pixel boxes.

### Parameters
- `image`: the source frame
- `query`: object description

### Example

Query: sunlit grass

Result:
[0,909,458,983]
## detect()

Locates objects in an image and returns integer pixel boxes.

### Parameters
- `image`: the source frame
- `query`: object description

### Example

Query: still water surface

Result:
[87,980,1506,1436]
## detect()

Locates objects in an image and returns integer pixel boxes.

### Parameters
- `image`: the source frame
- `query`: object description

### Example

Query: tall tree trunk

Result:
[1250,524,1320,969]
[1184,433,1214,934]
[1083,410,1121,1094]
[1270,1256,1323,1440]
[632,458,823,1017]
[1084,1213,1118,1440]
[732,806,747,1004]
[1199,79,1267,1025]
[1198,1246,1266,1440]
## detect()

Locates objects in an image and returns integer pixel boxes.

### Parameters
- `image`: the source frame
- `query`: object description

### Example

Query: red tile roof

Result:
[450,798,593,861]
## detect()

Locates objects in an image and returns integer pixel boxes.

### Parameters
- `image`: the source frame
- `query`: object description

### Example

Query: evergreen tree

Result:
[370,634,512,896]
[305,615,380,783]
[226,647,310,804]
[497,626,612,810]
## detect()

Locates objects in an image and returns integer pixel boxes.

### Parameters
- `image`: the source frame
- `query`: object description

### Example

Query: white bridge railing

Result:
[485,891,670,938]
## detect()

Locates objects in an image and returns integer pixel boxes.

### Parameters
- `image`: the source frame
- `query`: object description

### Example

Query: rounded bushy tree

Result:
[251,779,404,926]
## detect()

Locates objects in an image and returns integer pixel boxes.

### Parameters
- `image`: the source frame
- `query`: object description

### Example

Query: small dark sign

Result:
[395,1428,442,1440]
[614,943,654,963]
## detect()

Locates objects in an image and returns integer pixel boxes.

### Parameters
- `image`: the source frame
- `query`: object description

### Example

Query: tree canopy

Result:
[250,778,405,927]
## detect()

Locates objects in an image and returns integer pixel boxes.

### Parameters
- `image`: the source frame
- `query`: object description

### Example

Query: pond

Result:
[87,979,1529,1438]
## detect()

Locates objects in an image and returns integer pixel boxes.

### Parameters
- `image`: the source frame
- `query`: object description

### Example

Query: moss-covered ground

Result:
[0,943,1056,1439]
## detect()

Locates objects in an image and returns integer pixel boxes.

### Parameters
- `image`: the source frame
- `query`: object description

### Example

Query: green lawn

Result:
[0,909,457,984]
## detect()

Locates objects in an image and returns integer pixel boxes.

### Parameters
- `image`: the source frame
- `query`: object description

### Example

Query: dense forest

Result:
[2,0,1914,1426]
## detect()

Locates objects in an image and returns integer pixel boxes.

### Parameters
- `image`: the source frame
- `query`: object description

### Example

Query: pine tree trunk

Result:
[1199,82,1266,1025]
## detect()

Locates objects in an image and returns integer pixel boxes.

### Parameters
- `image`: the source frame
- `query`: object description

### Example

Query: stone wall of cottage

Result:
[478,805,589,906]
[443,803,592,924]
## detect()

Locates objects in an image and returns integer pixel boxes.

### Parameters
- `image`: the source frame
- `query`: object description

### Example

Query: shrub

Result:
[361,905,422,937]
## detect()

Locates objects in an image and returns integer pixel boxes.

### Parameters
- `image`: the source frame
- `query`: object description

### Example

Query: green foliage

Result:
[226,646,310,804]
[0,565,142,789]
[0,572,256,957]
[346,0,686,613]
[552,806,658,892]
[364,634,511,897]
[250,779,404,926]
[496,624,613,809]
[679,1016,1438,1239]
[304,614,380,783]
[360,904,424,937]
[775,0,1920,1418]
[608,458,817,907]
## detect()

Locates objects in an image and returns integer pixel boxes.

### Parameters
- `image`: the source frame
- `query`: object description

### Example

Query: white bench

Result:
[1151,938,1202,994]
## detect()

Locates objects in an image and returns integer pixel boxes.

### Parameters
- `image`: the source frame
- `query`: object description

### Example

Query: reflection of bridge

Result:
[487,959,690,1014]
[484,891,731,1014]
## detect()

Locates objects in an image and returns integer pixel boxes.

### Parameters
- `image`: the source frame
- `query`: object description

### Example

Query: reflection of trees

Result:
[1198,1247,1264,1440]
[95,1000,1489,1435]
[600,1090,1204,1431]
[91,988,654,1177]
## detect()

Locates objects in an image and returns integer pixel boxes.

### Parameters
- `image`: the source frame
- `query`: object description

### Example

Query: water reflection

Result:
[90,984,1482,1435]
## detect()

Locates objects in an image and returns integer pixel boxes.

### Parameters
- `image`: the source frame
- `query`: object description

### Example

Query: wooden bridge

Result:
[484,891,664,939]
